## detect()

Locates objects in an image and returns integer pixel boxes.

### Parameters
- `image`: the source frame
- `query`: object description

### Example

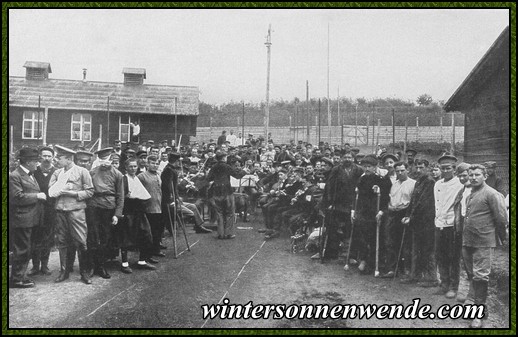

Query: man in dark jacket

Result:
[207,152,247,239]
[401,159,437,286]
[317,151,363,260]
[28,146,57,276]
[9,148,46,288]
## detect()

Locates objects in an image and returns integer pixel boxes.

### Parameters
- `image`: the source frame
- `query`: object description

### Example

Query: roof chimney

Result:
[123,68,146,86]
[83,68,87,82]
[24,61,51,80]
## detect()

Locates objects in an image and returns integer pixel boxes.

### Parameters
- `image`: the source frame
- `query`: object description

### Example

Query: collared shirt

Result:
[20,165,35,182]
[49,164,94,211]
[434,177,463,228]
[88,165,124,217]
[388,178,416,211]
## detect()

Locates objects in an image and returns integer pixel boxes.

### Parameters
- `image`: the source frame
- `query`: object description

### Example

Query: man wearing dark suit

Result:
[28,146,57,276]
[9,148,46,288]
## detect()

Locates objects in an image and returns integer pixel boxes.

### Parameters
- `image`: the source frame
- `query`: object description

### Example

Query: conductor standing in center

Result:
[207,152,248,239]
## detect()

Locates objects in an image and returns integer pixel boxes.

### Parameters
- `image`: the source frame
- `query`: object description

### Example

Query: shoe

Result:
[159,244,168,250]
[10,279,35,288]
[400,277,417,284]
[146,257,159,264]
[349,258,358,265]
[380,271,395,278]
[470,318,483,329]
[27,268,40,277]
[55,271,70,283]
[264,231,279,239]
[258,228,270,233]
[217,235,225,239]
[152,252,166,257]
[311,253,321,259]
[121,266,133,274]
[136,263,156,270]
[358,261,367,272]
[95,267,111,279]
[225,234,236,240]
[445,290,457,299]
[80,274,92,285]
[40,267,52,276]
[194,225,212,233]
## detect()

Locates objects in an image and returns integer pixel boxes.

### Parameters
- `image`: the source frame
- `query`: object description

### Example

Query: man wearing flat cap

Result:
[483,161,505,195]
[9,148,46,288]
[28,146,57,277]
[405,149,418,179]
[433,154,464,299]
[86,147,124,280]
[49,145,94,284]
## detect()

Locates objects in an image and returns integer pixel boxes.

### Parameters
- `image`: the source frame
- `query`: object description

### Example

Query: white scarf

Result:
[48,167,73,198]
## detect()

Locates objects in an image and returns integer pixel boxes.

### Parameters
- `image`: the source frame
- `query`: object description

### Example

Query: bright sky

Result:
[9,8,509,105]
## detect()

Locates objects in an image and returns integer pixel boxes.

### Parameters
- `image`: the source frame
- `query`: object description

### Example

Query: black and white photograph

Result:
[6,7,511,331]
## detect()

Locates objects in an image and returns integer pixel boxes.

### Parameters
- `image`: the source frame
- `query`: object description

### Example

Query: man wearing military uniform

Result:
[86,147,124,280]
[49,145,94,284]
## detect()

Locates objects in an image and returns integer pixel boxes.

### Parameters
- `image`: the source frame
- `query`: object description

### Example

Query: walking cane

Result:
[169,181,179,259]
[374,187,381,278]
[393,223,407,281]
[319,211,327,263]
[344,188,359,271]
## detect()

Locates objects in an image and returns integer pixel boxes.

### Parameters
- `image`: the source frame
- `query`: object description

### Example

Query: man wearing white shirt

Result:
[381,161,416,278]
[226,130,238,147]
[433,155,464,299]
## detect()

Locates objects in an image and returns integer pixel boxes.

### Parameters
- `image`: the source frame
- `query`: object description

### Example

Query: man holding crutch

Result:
[380,162,416,278]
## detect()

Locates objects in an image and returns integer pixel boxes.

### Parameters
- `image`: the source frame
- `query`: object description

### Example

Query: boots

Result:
[94,250,111,279]
[470,280,489,328]
[78,250,92,285]
[66,247,76,273]
[27,251,41,276]
[462,280,475,305]
[40,249,52,275]
[55,248,70,283]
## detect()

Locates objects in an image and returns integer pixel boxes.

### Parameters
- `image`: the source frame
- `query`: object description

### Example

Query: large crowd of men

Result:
[9,130,509,328]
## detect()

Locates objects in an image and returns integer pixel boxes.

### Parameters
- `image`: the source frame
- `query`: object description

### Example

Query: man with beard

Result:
[86,148,124,280]
[401,159,437,287]
[28,147,57,277]
[316,151,363,260]
[351,155,390,274]
[49,145,94,284]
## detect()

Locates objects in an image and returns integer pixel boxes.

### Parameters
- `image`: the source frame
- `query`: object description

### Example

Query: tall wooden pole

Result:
[107,96,110,145]
[451,113,456,155]
[174,97,178,147]
[371,105,376,153]
[376,119,381,152]
[354,104,358,147]
[295,104,298,142]
[38,95,42,141]
[306,81,310,143]
[392,108,395,153]
[242,102,245,145]
[318,98,321,146]
[264,24,272,140]
[327,23,331,143]
[338,88,342,146]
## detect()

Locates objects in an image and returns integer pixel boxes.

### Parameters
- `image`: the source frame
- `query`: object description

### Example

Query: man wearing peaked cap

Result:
[48,144,94,284]
[86,146,124,281]
[75,150,94,169]
[9,147,45,288]
[433,152,463,299]
[483,161,505,195]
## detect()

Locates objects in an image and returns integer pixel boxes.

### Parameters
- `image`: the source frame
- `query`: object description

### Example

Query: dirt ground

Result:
[7,210,511,331]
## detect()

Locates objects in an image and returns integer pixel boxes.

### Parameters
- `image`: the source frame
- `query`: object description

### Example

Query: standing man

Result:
[207,152,248,239]
[381,162,416,278]
[86,148,124,280]
[49,145,94,284]
[483,161,506,195]
[226,130,238,147]
[318,151,363,260]
[401,159,437,287]
[433,154,464,299]
[462,164,508,328]
[217,130,227,146]
[9,148,45,288]
[28,146,57,277]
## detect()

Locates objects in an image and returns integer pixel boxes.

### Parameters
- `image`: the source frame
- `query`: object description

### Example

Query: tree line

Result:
[198,96,464,129]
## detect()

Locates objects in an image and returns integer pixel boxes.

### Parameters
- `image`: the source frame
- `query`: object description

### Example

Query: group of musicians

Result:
[9,136,508,328]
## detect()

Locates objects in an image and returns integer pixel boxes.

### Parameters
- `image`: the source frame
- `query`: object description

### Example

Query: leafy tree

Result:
[417,94,433,106]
